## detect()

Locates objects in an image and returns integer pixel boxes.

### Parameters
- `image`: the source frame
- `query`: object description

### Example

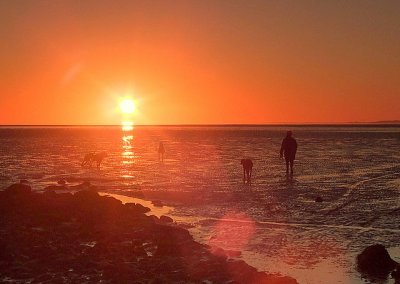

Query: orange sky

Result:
[1,1,399,125]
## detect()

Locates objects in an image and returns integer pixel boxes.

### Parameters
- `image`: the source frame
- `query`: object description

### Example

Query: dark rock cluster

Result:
[314,196,323,203]
[357,244,399,282]
[0,183,297,283]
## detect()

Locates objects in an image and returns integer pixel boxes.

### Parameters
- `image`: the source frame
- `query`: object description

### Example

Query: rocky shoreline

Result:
[0,183,298,283]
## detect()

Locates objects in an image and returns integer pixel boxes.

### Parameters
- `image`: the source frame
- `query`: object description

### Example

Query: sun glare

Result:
[122,121,134,131]
[120,98,136,114]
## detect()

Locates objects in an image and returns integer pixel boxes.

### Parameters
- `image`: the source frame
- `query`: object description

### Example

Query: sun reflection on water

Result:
[121,121,136,175]
[122,135,133,146]
[122,121,134,131]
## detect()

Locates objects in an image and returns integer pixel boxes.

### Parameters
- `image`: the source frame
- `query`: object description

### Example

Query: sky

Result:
[1,0,399,125]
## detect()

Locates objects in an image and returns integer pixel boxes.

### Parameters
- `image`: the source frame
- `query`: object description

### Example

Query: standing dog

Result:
[82,152,107,168]
[241,159,253,184]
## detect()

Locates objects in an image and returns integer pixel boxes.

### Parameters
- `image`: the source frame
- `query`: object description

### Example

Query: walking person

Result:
[241,159,253,184]
[280,131,297,175]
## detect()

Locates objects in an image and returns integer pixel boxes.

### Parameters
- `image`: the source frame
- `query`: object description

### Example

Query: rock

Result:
[0,183,299,284]
[44,185,66,191]
[315,196,323,202]
[125,203,151,214]
[225,259,256,281]
[152,200,164,207]
[177,222,195,229]
[155,223,193,245]
[392,267,400,283]
[148,215,159,223]
[225,250,242,258]
[74,189,100,201]
[42,189,57,198]
[57,179,67,185]
[5,183,32,195]
[210,247,227,260]
[159,215,173,223]
[357,244,398,277]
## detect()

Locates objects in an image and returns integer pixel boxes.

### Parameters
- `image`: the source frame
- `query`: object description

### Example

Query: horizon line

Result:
[0,122,399,127]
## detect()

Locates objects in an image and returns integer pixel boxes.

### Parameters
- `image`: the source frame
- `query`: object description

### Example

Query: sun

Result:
[119,98,136,114]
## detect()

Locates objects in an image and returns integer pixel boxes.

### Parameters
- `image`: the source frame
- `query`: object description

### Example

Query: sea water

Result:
[0,125,399,283]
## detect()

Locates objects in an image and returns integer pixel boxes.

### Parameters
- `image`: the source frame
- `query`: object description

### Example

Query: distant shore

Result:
[0,122,399,128]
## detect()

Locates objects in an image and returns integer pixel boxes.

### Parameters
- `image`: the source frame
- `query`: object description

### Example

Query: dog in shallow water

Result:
[240,159,253,184]
[82,152,107,168]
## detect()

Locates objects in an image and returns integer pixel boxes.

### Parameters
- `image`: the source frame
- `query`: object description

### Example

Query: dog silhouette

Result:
[82,152,107,168]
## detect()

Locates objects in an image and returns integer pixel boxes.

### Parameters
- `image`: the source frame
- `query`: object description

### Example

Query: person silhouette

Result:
[280,131,297,175]
[158,141,165,162]
[241,159,253,184]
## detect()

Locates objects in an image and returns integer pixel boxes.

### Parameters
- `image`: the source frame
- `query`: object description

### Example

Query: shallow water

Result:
[0,125,399,283]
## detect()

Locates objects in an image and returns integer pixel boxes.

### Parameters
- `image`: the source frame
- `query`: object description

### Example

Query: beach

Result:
[2,0,400,282]
[1,125,400,283]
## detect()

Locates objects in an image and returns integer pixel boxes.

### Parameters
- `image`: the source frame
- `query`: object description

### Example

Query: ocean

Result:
[1,125,399,283]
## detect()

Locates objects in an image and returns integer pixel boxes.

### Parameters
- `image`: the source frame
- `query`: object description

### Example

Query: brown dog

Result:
[241,159,253,184]
[82,152,107,168]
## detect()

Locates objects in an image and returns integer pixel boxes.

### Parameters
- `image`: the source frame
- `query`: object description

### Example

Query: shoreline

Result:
[97,190,363,283]
[0,182,298,283]
[101,189,400,283]
[2,178,399,283]
[98,192,174,218]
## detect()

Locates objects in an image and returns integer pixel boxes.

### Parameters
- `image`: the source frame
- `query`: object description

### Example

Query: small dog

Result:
[240,159,253,184]
[82,152,107,168]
